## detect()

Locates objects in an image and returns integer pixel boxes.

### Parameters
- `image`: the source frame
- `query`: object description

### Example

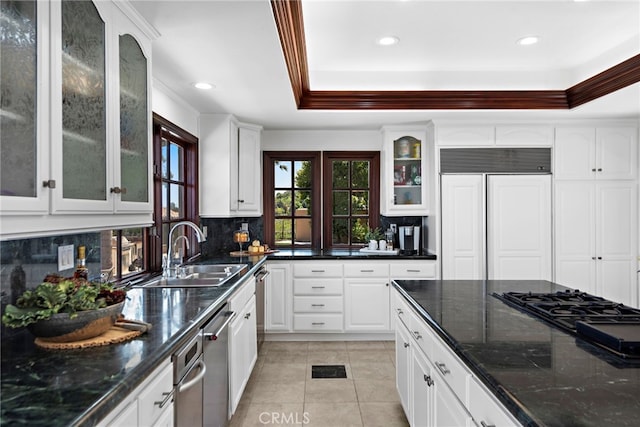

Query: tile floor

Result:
[229,340,410,427]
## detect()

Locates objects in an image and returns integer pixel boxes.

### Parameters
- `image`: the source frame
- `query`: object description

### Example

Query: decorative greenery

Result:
[364,227,384,242]
[1,279,126,329]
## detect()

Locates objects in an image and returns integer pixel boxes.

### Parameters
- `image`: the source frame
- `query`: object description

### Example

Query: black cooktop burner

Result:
[494,290,640,360]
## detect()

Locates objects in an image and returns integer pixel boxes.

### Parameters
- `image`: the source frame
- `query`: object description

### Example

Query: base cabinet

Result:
[265,262,292,332]
[98,359,174,427]
[229,295,257,415]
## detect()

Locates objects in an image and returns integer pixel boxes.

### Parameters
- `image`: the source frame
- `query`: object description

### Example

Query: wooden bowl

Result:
[27,302,125,343]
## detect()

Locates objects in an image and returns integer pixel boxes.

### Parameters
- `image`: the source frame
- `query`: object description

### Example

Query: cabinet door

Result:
[495,125,553,147]
[395,325,412,420]
[596,182,638,305]
[51,0,111,213]
[596,127,637,180]
[236,126,262,213]
[441,175,484,279]
[437,126,495,146]
[344,279,390,331]
[487,175,552,280]
[229,296,257,414]
[554,181,597,294]
[105,400,138,427]
[265,263,292,331]
[115,23,152,213]
[433,377,473,427]
[412,346,434,427]
[0,0,50,214]
[554,127,596,180]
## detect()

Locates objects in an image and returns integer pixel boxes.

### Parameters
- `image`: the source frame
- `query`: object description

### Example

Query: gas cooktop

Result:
[494,290,640,360]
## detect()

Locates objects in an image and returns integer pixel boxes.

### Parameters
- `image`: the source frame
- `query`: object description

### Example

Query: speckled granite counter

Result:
[0,257,266,427]
[267,248,437,260]
[393,279,640,427]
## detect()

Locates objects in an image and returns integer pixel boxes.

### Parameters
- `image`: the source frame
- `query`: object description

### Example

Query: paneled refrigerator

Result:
[441,173,552,280]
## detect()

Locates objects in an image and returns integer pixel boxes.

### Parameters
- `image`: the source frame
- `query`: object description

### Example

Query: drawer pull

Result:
[311,286,325,289]
[360,269,374,273]
[311,304,325,307]
[480,422,496,427]
[311,270,326,273]
[154,391,174,408]
[244,312,251,319]
[396,308,404,315]
[413,331,422,340]
[406,269,421,273]
[435,362,450,375]
[403,342,410,348]
[312,322,325,326]
[423,374,434,387]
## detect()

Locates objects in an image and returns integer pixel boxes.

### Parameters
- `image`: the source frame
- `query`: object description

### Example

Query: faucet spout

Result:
[165,221,207,277]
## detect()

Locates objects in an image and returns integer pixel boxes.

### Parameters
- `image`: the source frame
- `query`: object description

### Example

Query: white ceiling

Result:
[129,0,640,130]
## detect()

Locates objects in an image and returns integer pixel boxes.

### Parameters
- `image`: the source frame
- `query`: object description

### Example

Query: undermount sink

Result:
[136,263,248,288]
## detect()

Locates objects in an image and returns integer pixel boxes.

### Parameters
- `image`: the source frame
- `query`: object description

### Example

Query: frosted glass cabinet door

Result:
[60,0,107,201]
[0,0,44,211]
[119,34,148,204]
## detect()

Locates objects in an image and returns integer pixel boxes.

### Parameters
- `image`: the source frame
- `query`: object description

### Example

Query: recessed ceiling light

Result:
[517,36,539,46]
[377,36,399,46]
[193,82,214,90]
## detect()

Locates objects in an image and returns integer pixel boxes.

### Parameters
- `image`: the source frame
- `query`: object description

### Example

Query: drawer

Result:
[390,262,437,278]
[468,377,518,427]
[293,278,343,295]
[431,330,471,404]
[294,296,343,313]
[407,307,433,358]
[293,313,343,331]
[228,276,255,312]
[293,263,343,278]
[344,262,389,277]
[137,360,173,426]
[392,290,412,328]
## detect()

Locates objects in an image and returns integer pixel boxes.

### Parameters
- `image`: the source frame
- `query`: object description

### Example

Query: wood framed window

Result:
[323,151,380,249]
[263,151,321,248]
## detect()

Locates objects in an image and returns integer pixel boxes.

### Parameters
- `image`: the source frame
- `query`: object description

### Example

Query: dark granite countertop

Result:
[0,256,266,427]
[267,248,437,260]
[393,279,640,427]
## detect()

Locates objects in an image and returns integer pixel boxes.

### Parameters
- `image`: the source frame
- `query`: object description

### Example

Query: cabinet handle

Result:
[110,187,121,194]
[480,422,496,427]
[397,308,404,315]
[403,342,410,348]
[592,168,596,172]
[311,270,326,273]
[406,269,420,273]
[42,179,56,188]
[312,322,325,326]
[238,199,245,203]
[154,391,174,408]
[360,269,374,273]
[435,362,450,375]
[592,256,596,260]
[413,331,422,340]
[597,256,602,260]
[597,168,602,172]
[244,312,251,319]
[311,304,325,307]
[424,374,434,387]
[311,286,325,289]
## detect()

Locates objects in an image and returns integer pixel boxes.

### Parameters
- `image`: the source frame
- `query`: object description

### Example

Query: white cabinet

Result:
[555,181,638,306]
[292,262,343,332]
[265,262,292,332]
[555,127,637,180]
[381,124,434,216]
[98,359,174,427]
[392,288,518,427]
[199,114,262,217]
[437,126,495,147]
[229,279,257,416]
[437,124,553,147]
[344,262,390,332]
[0,0,156,239]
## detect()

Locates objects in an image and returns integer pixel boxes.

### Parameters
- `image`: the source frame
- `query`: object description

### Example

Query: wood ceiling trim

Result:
[271,0,640,111]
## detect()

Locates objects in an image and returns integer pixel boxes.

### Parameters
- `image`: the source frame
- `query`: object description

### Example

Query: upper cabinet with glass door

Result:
[381,124,434,216]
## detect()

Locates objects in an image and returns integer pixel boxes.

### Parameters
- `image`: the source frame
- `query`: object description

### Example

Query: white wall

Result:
[152,78,200,137]
[262,129,381,151]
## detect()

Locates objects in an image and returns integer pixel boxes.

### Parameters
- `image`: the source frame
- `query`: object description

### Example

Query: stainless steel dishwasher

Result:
[174,304,235,427]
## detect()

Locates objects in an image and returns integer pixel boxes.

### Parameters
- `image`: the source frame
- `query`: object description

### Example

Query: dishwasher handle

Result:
[203,311,236,341]
[177,360,207,393]
[255,268,270,282]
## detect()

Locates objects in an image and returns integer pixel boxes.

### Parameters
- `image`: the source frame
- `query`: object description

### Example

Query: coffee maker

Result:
[399,226,420,255]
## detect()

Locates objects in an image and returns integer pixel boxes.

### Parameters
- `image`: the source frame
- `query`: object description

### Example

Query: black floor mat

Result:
[311,365,347,379]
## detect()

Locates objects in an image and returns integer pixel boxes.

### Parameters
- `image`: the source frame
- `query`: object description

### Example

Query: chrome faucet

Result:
[165,221,207,277]
[173,235,190,263]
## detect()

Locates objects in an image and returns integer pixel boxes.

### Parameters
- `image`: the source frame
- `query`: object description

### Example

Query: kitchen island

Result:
[0,256,266,427]
[394,279,640,427]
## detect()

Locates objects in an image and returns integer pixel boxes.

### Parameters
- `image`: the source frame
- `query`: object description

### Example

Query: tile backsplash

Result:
[200,217,264,256]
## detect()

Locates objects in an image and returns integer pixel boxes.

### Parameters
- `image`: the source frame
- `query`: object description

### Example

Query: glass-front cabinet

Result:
[0,0,155,238]
[381,124,433,215]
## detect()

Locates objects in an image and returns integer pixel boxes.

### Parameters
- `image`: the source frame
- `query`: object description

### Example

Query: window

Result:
[323,152,380,248]
[263,152,321,248]
[263,151,379,250]
[100,228,145,281]
[152,114,198,270]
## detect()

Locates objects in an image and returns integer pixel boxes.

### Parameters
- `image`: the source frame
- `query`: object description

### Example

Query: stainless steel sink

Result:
[136,263,248,288]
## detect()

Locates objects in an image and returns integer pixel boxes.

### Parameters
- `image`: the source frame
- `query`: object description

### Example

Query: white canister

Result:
[378,240,387,251]
[368,240,378,250]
